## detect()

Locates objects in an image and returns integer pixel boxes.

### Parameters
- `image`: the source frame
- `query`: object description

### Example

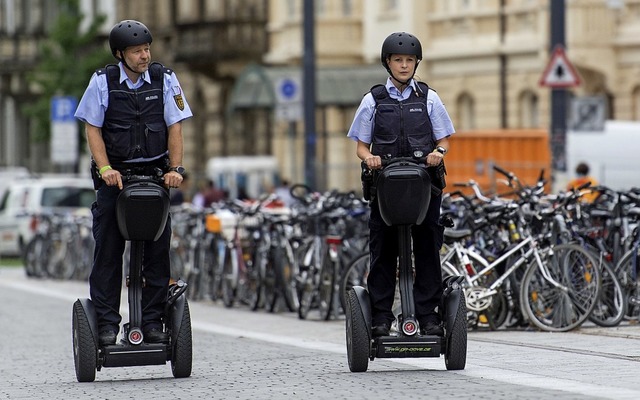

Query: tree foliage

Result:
[22,0,112,143]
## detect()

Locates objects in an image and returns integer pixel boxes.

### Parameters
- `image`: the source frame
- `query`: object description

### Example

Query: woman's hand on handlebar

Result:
[364,155,382,170]
[426,150,444,167]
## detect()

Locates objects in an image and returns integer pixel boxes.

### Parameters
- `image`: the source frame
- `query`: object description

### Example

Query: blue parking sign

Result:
[51,96,78,122]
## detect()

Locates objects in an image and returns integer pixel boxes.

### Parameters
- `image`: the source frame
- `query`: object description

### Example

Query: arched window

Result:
[456,92,475,131]
[518,90,539,128]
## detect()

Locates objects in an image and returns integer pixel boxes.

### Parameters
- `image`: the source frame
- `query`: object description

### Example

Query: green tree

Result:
[22,0,112,145]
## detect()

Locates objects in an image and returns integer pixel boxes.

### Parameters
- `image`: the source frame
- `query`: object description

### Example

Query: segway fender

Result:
[442,276,464,334]
[169,294,186,343]
[77,298,98,345]
[352,286,372,339]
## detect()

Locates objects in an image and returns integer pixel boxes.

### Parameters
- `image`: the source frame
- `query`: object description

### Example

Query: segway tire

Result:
[72,300,97,382]
[345,288,369,372]
[445,294,467,371]
[171,300,193,378]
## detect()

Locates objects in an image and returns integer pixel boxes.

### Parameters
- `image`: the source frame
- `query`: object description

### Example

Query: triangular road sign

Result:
[539,45,581,88]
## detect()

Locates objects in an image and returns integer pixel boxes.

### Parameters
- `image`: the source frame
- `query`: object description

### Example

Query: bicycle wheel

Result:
[589,259,627,327]
[46,230,76,280]
[262,246,279,312]
[339,252,370,312]
[520,243,600,332]
[243,251,262,311]
[317,249,337,321]
[614,248,640,321]
[207,237,225,302]
[280,240,300,312]
[220,245,237,308]
[297,241,320,320]
[23,235,49,278]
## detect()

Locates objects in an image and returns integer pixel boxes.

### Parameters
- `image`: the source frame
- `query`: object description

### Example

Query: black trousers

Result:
[89,184,171,333]
[368,193,444,327]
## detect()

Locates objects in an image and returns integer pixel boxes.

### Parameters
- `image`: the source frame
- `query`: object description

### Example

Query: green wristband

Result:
[99,165,112,175]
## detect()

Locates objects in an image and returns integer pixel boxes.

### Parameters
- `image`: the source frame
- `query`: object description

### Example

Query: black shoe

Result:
[421,321,444,336]
[144,328,169,344]
[98,330,117,346]
[371,323,390,337]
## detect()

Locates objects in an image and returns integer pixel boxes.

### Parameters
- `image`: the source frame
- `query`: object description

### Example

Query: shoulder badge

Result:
[173,86,184,111]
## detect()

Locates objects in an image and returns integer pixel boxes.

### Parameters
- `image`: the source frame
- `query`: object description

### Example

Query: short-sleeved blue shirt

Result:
[346,77,454,144]
[74,62,193,128]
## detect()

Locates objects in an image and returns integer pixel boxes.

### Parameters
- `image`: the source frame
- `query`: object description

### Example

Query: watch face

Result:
[176,166,186,175]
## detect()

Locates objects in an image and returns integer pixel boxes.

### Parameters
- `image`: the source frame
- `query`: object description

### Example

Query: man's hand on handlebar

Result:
[163,171,183,189]
[102,168,123,190]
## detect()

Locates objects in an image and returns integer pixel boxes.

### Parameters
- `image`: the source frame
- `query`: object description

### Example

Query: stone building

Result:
[2,0,640,192]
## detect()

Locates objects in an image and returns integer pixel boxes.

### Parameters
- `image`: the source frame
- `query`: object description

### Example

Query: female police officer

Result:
[347,32,454,337]
[75,20,193,346]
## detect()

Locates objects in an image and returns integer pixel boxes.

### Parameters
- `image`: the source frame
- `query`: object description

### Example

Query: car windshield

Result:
[41,187,95,208]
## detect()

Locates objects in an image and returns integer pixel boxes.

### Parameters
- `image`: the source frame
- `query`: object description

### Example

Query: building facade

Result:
[2,0,640,192]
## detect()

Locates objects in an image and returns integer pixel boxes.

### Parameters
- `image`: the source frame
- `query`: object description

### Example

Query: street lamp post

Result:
[303,0,317,190]
[550,0,568,178]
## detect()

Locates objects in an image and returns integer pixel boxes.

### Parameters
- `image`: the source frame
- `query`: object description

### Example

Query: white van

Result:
[0,176,95,256]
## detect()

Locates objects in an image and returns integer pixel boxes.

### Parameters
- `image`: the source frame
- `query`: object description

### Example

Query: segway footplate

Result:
[374,336,442,358]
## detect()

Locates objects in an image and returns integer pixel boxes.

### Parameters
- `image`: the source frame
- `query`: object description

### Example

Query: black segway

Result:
[345,155,467,372]
[72,168,192,382]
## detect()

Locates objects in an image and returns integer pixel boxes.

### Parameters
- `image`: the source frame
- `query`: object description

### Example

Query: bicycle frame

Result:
[442,234,567,303]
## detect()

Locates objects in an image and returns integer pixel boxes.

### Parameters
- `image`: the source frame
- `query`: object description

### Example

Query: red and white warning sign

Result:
[539,45,581,88]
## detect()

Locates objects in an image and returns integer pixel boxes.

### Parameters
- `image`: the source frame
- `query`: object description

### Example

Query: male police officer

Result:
[75,20,193,346]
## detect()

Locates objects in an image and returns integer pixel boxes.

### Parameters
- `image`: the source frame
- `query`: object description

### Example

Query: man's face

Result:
[387,54,417,81]
[122,43,151,73]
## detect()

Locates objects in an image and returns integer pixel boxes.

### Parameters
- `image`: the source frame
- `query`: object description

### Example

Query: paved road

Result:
[1,265,639,400]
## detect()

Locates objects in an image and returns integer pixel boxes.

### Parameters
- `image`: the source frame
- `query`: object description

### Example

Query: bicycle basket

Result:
[116,180,169,241]
[376,161,431,226]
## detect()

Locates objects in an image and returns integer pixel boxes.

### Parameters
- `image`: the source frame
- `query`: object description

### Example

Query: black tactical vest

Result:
[370,82,435,158]
[98,62,170,163]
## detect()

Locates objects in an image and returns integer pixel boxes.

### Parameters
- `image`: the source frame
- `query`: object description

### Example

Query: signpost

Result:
[274,76,303,122]
[50,96,79,167]
[541,1,581,177]
[274,76,303,183]
[539,45,581,88]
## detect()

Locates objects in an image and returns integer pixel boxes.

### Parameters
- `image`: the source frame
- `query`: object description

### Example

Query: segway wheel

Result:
[171,300,193,378]
[72,300,97,382]
[345,288,369,372]
[445,294,467,371]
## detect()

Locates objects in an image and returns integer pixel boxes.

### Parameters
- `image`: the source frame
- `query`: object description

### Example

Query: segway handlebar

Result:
[120,167,166,185]
[361,155,429,172]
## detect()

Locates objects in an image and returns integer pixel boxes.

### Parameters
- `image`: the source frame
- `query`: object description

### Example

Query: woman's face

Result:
[387,54,417,82]
[123,43,151,74]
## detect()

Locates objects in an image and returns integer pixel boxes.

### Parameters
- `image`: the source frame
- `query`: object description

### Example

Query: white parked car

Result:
[0,176,95,256]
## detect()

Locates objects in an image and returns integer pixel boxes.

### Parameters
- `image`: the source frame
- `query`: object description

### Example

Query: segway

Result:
[72,168,193,382]
[345,155,467,372]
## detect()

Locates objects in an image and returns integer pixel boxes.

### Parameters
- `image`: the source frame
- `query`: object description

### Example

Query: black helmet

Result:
[380,32,422,73]
[109,20,153,58]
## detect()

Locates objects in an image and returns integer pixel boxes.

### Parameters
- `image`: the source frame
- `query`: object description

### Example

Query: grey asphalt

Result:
[0,265,638,400]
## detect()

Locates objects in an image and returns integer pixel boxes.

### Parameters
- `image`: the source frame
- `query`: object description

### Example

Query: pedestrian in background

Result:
[566,162,599,203]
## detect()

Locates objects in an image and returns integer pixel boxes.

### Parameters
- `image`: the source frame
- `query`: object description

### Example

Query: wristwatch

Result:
[169,166,186,176]
[435,146,447,155]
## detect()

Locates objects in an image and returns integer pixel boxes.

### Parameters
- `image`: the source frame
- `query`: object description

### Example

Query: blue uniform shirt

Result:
[346,77,454,144]
[75,62,193,129]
